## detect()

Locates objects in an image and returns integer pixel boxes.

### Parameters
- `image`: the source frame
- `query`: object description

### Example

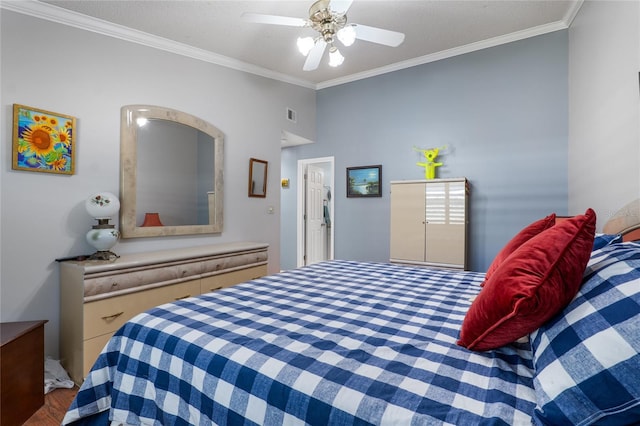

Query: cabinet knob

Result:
[174,294,191,300]
[209,286,223,292]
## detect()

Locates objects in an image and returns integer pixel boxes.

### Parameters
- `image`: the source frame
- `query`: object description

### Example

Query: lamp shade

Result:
[328,46,344,67]
[85,192,120,219]
[297,36,315,56]
[337,25,356,47]
[141,212,163,227]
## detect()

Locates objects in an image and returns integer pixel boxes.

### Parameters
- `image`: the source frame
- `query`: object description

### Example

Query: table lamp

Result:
[85,192,120,260]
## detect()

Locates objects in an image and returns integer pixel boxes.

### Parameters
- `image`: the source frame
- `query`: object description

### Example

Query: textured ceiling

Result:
[14,1,582,88]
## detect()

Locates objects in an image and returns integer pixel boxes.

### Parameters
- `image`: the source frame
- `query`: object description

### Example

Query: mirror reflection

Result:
[120,105,224,238]
[137,119,214,225]
[248,158,268,198]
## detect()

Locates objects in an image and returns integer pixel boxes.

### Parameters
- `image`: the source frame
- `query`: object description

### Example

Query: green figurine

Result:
[415,146,445,179]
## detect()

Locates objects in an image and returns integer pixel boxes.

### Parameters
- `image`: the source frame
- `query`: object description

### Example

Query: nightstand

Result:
[1,320,48,426]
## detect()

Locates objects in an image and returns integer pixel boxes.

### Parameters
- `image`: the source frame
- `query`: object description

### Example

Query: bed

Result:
[62,209,640,425]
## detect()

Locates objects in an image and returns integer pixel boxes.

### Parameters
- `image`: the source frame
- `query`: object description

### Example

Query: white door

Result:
[305,164,325,265]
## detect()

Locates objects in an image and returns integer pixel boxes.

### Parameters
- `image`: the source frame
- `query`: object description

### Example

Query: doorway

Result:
[297,157,335,267]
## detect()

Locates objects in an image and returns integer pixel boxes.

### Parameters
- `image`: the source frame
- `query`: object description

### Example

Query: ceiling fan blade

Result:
[303,40,327,71]
[241,12,307,27]
[330,0,353,14]
[353,24,405,47]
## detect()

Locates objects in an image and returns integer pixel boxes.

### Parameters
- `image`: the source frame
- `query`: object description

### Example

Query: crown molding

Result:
[317,19,573,89]
[563,0,585,27]
[2,0,582,91]
[0,0,317,89]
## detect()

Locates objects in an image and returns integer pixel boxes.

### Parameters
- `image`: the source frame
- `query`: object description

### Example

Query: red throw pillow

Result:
[484,213,556,283]
[458,208,596,351]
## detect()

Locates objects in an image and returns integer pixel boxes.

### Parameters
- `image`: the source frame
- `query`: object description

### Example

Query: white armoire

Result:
[389,178,469,270]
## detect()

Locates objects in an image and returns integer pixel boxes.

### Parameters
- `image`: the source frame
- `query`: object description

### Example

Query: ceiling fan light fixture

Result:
[337,24,356,47]
[328,46,344,67]
[297,36,316,56]
[243,0,405,72]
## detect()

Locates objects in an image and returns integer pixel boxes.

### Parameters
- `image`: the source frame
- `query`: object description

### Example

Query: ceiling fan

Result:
[241,0,405,71]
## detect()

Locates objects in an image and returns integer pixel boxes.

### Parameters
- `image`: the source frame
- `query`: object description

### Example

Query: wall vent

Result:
[286,108,297,123]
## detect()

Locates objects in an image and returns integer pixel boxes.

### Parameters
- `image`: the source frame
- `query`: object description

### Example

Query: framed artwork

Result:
[12,104,76,175]
[346,165,382,198]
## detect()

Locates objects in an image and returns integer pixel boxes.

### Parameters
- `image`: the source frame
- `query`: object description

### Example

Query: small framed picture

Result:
[346,165,382,198]
[12,104,76,175]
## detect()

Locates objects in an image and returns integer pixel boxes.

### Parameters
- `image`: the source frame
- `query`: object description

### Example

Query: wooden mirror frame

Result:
[248,158,268,198]
[120,105,224,238]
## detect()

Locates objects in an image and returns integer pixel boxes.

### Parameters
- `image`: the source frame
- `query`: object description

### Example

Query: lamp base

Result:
[86,226,120,253]
[89,250,120,261]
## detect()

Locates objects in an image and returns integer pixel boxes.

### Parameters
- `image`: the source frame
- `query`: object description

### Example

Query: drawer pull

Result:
[209,286,223,292]
[175,294,191,300]
[101,312,124,322]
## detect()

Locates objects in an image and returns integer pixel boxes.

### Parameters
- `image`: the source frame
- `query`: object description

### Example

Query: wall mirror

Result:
[120,105,224,238]
[248,158,268,198]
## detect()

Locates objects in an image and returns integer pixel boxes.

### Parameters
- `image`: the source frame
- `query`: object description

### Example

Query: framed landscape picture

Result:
[346,165,382,198]
[12,104,76,175]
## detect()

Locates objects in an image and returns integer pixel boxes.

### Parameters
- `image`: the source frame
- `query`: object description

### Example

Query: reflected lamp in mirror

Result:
[85,192,120,260]
[141,212,164,227]
[120,105,224,238]
[248,158,268,198]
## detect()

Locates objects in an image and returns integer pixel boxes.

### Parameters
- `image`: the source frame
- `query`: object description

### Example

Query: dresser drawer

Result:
[83,332,112,377]
[83,261,202,299]
[201,265,267,293]
[83,279,201,339]
[60,242,269,385]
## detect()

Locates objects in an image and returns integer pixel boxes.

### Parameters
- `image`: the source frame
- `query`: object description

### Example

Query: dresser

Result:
[390,178,469,269]
[59,242,268,384]
[1,320,47,426]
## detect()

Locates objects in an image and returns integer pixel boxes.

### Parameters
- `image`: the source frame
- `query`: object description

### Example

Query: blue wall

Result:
[281,31,568,272]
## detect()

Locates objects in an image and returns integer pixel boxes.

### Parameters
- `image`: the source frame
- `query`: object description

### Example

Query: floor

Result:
[24,386,77,425]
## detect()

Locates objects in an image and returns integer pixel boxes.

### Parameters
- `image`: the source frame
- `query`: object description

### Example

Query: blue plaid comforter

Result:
[63,260,537,425]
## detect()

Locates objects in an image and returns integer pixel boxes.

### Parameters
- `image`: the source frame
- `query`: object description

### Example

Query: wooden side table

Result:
[1,320,48,426]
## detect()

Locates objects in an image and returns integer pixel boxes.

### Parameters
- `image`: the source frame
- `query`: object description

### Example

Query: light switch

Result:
[267,206,274,214]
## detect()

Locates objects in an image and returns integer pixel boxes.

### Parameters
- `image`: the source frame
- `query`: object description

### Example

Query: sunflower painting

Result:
[12,104,76,175]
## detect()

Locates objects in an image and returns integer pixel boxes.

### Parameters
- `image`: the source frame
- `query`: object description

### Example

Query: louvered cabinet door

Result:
[424,179,467,268]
